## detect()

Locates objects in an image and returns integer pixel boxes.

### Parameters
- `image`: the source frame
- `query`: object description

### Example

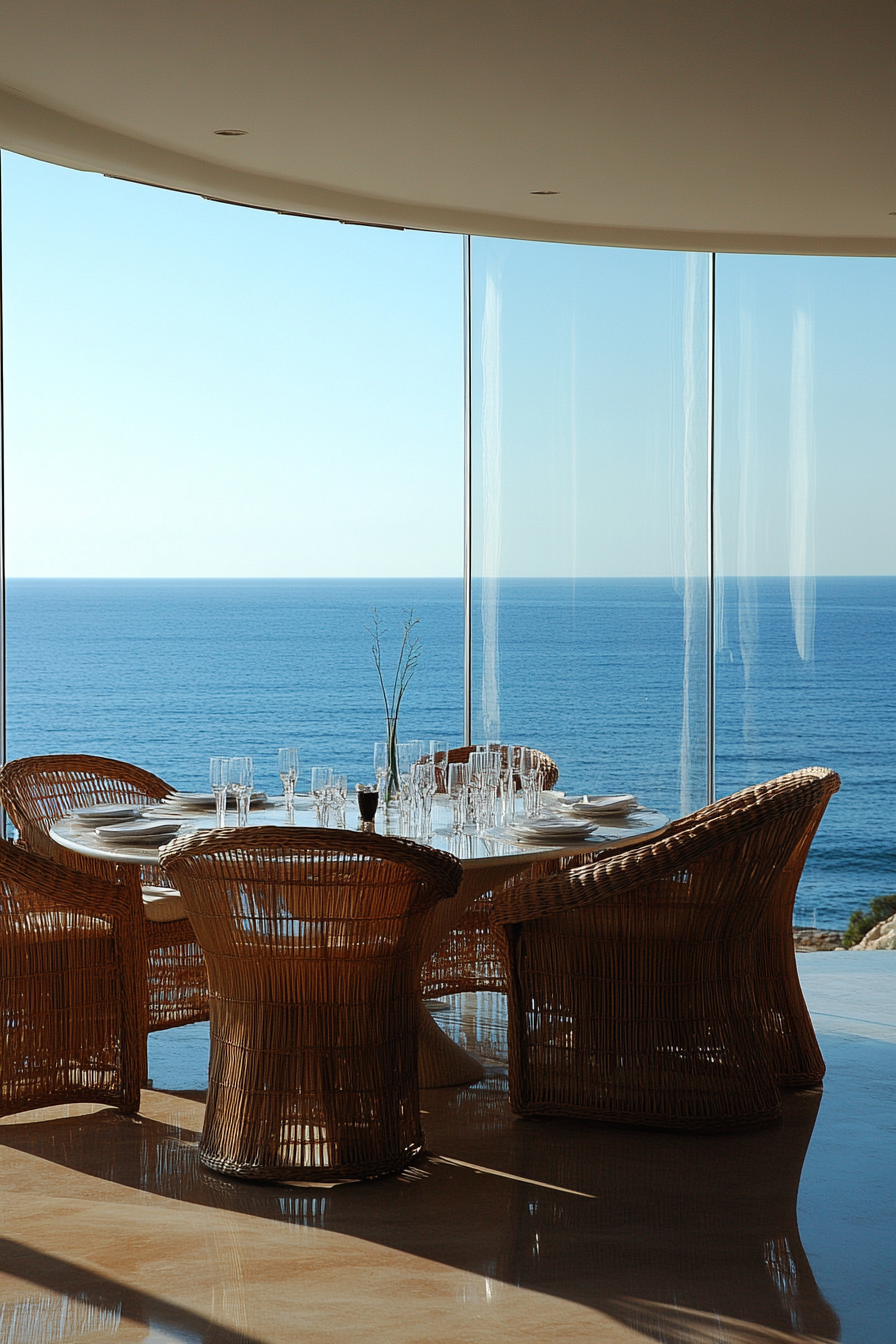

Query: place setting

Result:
[63,802,184,851]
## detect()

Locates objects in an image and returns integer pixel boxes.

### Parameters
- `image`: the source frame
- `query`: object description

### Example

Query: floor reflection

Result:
[0,1238,264,1344]
[0,1002,841,1343]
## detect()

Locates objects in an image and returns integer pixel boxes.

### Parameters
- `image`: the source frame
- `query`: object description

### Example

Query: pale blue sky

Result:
[2,151,464,577]
[2,149,894,577]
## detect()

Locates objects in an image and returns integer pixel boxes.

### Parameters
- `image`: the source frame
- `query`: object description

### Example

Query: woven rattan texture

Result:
[0,754,209,1032]
[420,744,559,997]
[162,827,462,1182]
[490,768,840,1132]
[0,839,144,1117]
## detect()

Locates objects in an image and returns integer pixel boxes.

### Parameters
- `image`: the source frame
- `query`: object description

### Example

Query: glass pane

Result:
[715,254,896,929]
[470,238,710,817]
[2,151,464,792]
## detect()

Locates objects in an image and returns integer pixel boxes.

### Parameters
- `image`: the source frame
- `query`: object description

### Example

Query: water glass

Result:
[278,747,300,813]
[228,756,254,827]
[209,756,230,827]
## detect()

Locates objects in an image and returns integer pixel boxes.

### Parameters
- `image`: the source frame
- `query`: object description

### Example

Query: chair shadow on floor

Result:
[0,1074,840,1344]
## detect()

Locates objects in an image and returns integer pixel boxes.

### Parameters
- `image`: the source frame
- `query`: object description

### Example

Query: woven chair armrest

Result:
[2,841,142,925]
[491,770,837,925]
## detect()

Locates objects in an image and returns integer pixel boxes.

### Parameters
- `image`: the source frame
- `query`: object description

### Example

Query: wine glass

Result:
[228,756,254,827]
[209,756,230,827]
[278,747,300,814]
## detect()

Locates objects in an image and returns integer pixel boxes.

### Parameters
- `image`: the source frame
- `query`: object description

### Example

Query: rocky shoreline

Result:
[793,927,844,952]
[792,914,896,952]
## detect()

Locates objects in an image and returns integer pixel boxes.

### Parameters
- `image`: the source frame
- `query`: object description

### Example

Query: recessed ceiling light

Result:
[214,128,248,136]
[531,190,559,196]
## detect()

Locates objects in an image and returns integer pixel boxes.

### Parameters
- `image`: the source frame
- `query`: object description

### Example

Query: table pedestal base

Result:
[418,1005,486,1088]
[416,856,534,1088]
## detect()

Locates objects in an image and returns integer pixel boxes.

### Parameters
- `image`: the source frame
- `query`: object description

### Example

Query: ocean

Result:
[5,576,893,929]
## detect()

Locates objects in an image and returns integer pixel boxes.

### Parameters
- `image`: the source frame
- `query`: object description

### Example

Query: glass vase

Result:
[384,714,401,808]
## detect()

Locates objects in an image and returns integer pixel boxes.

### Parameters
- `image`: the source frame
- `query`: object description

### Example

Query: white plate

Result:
[71,803,145,822]
[562,794,638,817]
[154,791,269,813]
[509,818,596,840]
[95,819,182,842]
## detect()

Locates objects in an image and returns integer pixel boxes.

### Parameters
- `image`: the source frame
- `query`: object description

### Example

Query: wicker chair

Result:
[0,839,144,1117]
[161,827,463,1182]
[0,754,208,1032]
[490,768,839,1132]
[420,743,560,998]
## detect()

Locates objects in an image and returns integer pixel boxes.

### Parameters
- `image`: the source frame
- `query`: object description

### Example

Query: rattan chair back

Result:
[491,767,840,1132]
[0,754,208,1034]
[0,753,172,865]
[0,838,144,1117]
[161,827,463,1181]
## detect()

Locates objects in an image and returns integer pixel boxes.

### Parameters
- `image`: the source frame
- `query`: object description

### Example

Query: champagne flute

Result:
[209,756,230,827]
[413,761,437,839]
[229,756,254,828]
[447,761,471,836]
[311,767,333,825]
[429,739,449,793]
[330,773,348,827]
[278,747,300,814]
[373,742,390,802]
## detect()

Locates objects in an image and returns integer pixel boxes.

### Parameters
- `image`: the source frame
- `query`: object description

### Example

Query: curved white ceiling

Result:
[2,0,896,254]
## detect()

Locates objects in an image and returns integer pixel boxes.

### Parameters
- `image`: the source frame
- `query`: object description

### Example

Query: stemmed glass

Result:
[447,761,471,836]
[429,739,450,793]
[311,767,333,825]
[412,761,437,839]
[278,748,300,816]
[498,751,516,826]
[373,742,390,805]
[229,756,254,828]
[329,773,348,828]
[517,748,543,819]
[210,756,230,827]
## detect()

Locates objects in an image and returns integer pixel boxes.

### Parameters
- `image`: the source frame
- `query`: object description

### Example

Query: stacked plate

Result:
[506,816,597,843]
[548,793,639,818]
[70,803,146,826]
[149,791,269,816]
[94,818,182,846]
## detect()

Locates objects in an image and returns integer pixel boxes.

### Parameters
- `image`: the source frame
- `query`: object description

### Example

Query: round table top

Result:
[49,795,671,871]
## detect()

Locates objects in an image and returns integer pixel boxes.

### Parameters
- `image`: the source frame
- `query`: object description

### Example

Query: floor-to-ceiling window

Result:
[469,238,711,819]
[714,254,896,926]
[2,153,893,930]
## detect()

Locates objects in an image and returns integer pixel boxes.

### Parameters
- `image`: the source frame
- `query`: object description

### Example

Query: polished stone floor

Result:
[1,954,893,1344]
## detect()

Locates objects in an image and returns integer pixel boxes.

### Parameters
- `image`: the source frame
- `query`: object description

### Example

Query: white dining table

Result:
[50,795,670,1088]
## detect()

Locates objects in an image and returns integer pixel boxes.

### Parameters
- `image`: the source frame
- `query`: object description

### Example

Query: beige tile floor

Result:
[1,956,893,1344]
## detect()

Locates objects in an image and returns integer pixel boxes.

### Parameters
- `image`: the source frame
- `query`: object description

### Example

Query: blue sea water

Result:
[5,576,893,929]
